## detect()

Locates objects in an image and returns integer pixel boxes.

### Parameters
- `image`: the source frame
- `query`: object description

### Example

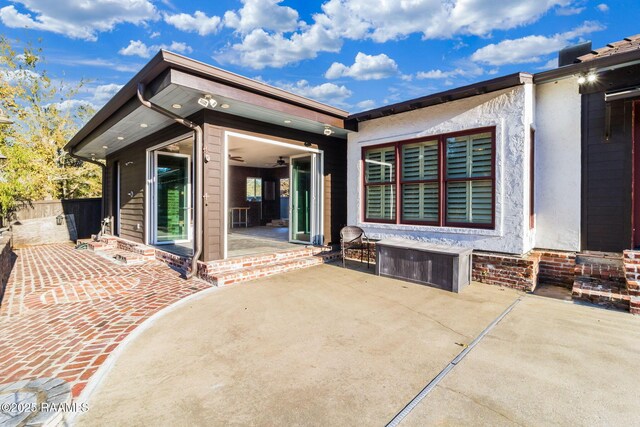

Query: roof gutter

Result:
[68,149,107,227]
[137,82,203,280]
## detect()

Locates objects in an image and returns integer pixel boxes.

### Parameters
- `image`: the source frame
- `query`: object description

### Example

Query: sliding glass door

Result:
[153,152,191,244]
[289,153,322,245]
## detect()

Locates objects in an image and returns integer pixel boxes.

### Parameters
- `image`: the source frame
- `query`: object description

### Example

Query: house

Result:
[66,35,640,311]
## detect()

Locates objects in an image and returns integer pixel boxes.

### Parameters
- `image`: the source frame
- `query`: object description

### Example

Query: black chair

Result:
[340,226,370,268]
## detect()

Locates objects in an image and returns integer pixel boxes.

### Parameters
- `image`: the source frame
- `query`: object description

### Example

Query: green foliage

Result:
[0,36,101,218]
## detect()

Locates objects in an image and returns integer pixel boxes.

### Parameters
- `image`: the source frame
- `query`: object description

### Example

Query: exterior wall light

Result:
[198,94,217,109]
[577,73,598,85]
[56,214,64,226]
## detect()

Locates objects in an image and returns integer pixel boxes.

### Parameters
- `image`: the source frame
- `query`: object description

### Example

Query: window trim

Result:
[361,126,496,230]
[246,177,263,202]
[362,141,398,223]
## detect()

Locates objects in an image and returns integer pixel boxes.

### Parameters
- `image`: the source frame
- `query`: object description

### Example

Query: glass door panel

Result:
[290,155,312,243]
[156,153,190,243]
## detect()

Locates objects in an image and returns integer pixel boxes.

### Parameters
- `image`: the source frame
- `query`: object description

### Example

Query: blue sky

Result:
[0,0,638,112]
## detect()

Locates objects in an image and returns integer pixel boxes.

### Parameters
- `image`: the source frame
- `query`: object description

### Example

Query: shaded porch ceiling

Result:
[227,133,311,169]
[71,54,350,160]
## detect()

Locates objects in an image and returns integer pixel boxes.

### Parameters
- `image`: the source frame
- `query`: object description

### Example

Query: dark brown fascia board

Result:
[346,72,533,126]
[65,50,349,152]
[533,48,640,84]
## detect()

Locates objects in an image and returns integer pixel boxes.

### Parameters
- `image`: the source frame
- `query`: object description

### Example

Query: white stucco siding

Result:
[534,78,581,251]
[347,85,531,254]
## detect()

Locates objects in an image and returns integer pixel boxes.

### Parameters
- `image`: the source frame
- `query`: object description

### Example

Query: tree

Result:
[0,37,101,219]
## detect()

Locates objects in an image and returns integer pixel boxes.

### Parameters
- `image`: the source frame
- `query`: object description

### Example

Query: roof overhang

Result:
[346,72,533,127]
[534,48,640,84]
[66,50,350,160]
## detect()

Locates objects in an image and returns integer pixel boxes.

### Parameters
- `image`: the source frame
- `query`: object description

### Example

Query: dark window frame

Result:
[362,126,496,230]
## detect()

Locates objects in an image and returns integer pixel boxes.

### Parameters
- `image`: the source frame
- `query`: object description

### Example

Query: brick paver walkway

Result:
[0,244,210,397]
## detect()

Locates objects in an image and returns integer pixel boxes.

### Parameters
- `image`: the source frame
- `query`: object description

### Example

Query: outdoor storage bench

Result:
[375,238,472,293]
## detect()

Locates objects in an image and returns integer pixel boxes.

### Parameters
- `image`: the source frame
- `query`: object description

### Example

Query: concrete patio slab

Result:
[75,263,520,426]
[402,295,640,426]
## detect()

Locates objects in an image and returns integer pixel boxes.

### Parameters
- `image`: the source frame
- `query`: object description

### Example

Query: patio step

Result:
[200,246,331,276]
[572,277,630,311]
[571,252,629,311]
[199,251,341,286]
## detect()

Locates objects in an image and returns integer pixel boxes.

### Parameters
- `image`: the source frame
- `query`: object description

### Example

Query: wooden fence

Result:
[12,198,102,239]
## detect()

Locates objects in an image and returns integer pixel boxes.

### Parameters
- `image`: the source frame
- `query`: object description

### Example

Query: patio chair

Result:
[340,226,370,269]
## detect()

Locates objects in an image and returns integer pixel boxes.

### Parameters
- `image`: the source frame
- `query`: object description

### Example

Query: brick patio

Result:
[0,244,210,397]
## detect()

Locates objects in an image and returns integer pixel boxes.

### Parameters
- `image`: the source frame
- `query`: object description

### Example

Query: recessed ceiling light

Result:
[284,119,292,124]
[172,103,182,109]
[220,103,230,109]
[140,123,148,128]
[90,153,96,156]
[102,145,108,149]
[117,136,124,140]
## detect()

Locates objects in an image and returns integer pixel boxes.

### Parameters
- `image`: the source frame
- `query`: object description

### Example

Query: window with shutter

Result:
[401,140,439,223]
[445,132,493,225]
[364,146,396,221]
[362,128,494,228]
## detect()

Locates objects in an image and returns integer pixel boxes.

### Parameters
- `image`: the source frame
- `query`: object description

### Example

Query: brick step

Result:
[201,246,331,276]
[200,251,340,286]
[87,241,109,251]
[572,277,630,311]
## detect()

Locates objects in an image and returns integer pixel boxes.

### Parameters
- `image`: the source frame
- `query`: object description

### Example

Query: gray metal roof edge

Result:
[533,48,640,84]
[346,72,533,124]
[65,50,350,152]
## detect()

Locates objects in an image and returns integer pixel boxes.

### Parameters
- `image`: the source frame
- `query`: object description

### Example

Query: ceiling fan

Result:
[272,156,289,168]
[228,154,245,163]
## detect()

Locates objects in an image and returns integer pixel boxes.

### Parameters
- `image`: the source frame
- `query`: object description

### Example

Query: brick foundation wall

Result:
[0,233,14,304]
[155,249,192,272]
[536,250,576,288]
[623,250,640,315]
[472,252,540,292]
[343,242,376,264]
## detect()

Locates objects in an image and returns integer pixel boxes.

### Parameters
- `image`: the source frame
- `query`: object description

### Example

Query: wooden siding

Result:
[202,110,347,261]
[105,122,197,244]
[581,94,634,252]
[104,109,347,263]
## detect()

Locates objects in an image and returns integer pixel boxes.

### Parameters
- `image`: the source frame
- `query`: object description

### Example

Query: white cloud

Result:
[0,0,158,41]
[471,21,604,66]
[119,40,193,58]
[272,79,352,104]
[216,26,341,69]
[556,6,585,15]
[92,83,124,104]
[597,3,609,12]
[356,99,376,110]
[150,31,161,39]
[217,0,575,70]
[416,69,462,79]
[315,0,575,43]
[538,58,559,70]
[224,0,299,34]
[52,57,141,73]
[49,99,96,112]
[325,52,398,80]
[164,11,222,36]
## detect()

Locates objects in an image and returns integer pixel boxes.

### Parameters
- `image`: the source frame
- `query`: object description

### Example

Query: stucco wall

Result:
[347,85,531,255]
[534,78,581,251]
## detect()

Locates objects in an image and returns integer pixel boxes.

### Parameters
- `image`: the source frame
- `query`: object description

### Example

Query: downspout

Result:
[68,150,107,229]
[136,83,203,279]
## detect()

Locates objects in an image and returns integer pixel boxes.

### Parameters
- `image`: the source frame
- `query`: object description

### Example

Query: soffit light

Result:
[117,136,124,140]
[323,125,334,136]
[172,103,182,109]
[284,119,292,124]
[577,72,598,85]
[198,94,217,109]
[140,123,148,128]
[220,103,230,109]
